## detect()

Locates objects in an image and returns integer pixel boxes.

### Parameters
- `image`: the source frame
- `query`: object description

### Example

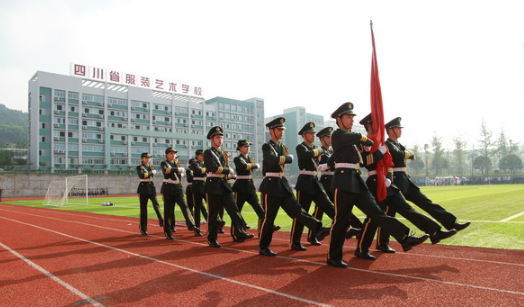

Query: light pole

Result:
[424,144,429,186]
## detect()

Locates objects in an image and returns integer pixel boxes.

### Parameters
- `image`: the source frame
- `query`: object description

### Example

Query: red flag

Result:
[370,21,393,202]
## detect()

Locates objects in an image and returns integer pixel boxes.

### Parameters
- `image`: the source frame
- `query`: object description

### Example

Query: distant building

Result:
[28,64,264,172]
[265,106,326,176]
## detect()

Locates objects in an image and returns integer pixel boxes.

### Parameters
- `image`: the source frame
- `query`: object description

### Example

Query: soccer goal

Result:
[43,175,89,207]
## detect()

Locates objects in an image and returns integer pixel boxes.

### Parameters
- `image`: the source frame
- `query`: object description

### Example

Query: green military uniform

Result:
[160,147,199,239]
[291,122,336,250]
[189,150,210,229]
[232,140,265,232]
[185,158,196,215]
[327,103,428,268]
[204,126,253,247]
[136,152,163,235]
[385,117,470,231]
[258,117,329,256]
[355,114,455,260]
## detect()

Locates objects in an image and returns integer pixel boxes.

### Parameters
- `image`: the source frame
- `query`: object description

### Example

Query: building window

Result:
[68,92,79,100]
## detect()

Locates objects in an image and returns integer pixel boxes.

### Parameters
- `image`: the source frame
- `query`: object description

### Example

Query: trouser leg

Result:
[222,192,247,240]
[163,194,175,237]
[404,184,457,229]
[328,189,355,262]
[205,193,220,243]
[150,194,163,222]
[139,194,149,233]
[259,193,280,249]
[291,191,313,245]
[175,192,196,229]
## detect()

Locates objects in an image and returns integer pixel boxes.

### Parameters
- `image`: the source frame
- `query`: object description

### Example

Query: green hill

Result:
[0,104,28,143]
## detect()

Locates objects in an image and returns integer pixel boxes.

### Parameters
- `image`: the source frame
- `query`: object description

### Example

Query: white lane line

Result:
[501,210,524,222]
[1,211,524,298]
[0,241,104,307]
[0,216,335,307]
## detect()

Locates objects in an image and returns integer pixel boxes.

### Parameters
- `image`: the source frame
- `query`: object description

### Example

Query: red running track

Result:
[0,203,523,307]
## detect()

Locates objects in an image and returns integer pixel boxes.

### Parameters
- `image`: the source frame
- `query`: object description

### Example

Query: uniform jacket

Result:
[259,139,293,197]
[319,146,335,186]
[295,142,325,194]
[331,129,373,194]
[361,147,397,198]
[204,147,234,195]
[160,160,184,195]
[185,167,194,194]
[136,163,157,195]
[232,154,258,194]
[386,138,419,192]
[190,160,206,194]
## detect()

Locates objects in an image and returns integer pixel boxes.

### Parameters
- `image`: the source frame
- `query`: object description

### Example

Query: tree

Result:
[499,154,523,173]
[453,137,467,177]
[0,150,14,165]
[478,121,494,173]
[407,145,423,175]
[473,156,491,174]
[431,134,445,175]
[497,130,509,159]
[408,158,425,175]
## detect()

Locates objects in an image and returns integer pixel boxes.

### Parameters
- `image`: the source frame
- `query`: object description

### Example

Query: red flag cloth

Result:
[370,22,393,202]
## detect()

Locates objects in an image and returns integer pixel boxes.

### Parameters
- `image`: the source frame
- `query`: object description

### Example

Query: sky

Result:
[1,0,524,149]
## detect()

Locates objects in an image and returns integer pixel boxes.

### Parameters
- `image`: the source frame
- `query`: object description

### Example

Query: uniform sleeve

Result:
[263,143,281,167]
[137,165,148,179]
[296,144,323,159]
[160,161,172,176]
[204,150,232,175]
[362,149,384,167]
[190,161,206,174]
[337,132,374,148]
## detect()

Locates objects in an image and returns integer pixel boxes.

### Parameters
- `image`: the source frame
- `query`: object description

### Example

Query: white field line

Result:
[0,241,104,307]
[1,208,524,298]
[501,210,524,222]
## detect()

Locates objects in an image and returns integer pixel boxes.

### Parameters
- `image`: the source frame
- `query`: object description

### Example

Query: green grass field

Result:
[4,184,524,250]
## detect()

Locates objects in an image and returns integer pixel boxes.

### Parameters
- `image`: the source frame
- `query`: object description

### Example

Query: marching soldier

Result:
[258,117,330,257]
[315,127,363,244]
[204,126,254,247]
[232,140,280,234]
[376,117,470,250]
[327,102,429,268]
[189,150,210,229]
[160,147,201,240]
[291,122,338,251]
[136,152,163,235]
[354,114,457,260]
[185,158,197,219]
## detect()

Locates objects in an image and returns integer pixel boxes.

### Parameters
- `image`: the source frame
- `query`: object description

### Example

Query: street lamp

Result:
[424,144,429,186]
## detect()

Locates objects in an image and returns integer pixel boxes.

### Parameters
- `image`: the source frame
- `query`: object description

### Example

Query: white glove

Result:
[254,163,261,169]
[318,164,329,172]
[385,178,391,187]
[287,154,294,163]
[177,167,185,173]
[379,145,387,154]
[364,146,371,152]
[229,168,236,177]
[151,170,157,175]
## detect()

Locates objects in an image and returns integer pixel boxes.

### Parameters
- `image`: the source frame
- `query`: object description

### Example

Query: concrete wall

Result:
[0,173,265,198]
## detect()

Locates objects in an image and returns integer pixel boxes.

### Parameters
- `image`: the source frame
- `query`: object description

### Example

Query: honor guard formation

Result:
[135,102,470,268]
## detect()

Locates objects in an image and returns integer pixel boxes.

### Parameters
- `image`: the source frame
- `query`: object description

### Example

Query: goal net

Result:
[43,175,89,207]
